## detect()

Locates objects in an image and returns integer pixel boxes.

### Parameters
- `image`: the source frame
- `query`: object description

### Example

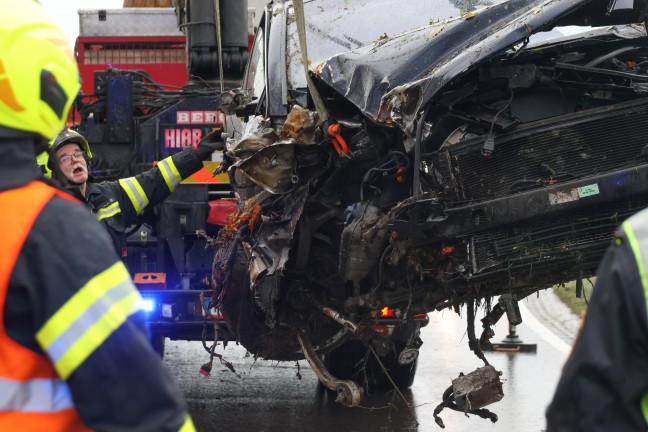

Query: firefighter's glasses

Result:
[58,151,85,165]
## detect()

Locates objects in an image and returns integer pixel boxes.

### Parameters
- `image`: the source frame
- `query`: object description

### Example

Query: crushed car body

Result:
[210,0,648,423]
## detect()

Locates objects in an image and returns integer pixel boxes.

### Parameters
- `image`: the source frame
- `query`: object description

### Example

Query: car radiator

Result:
[432,97,648,206]
[428,98,648,288]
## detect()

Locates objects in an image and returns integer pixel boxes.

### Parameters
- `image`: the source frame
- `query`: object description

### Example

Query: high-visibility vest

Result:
[620,212,648,427]
[0,181,89,431]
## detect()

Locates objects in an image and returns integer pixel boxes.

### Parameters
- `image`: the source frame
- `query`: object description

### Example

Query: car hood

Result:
[310,0,648,135]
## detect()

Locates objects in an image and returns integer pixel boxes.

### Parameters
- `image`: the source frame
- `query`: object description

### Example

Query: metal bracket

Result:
[485,295,537,353]
[297,329,362,407]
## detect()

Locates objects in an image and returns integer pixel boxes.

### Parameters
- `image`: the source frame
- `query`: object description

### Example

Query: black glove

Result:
[195,129,224,161]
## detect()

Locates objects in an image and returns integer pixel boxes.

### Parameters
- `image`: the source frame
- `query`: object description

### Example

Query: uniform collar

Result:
[0,139,42,192]
[85,182,113,209]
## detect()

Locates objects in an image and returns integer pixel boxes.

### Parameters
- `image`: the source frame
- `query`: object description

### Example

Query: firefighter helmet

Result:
[50,129,93,163]
[36,150,52,178]
[0,0,80,140]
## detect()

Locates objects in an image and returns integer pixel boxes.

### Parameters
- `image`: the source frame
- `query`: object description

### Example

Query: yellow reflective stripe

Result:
[622,217,648,427]
[642,392,648,427]
[119,177,149,214]
[95,201,121,221]
[622,221,648,316]
[158,156,182,192]
[179,416,196,432]
[55,291,141,379]
[36,262,142,379]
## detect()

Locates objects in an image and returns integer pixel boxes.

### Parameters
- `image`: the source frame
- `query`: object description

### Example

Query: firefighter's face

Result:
[56,143,88,184]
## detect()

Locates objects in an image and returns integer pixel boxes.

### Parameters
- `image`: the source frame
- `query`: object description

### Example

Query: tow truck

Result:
[72,0,250,356]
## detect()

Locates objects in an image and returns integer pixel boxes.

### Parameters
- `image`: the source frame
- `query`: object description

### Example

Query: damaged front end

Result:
[211,0,648,425]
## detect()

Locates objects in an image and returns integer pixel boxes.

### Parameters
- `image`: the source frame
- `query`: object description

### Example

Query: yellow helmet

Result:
[36,149,52,178]
[0,0,80,140]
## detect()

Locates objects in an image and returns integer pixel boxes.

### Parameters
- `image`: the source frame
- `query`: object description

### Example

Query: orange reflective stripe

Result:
[1,411,89,432]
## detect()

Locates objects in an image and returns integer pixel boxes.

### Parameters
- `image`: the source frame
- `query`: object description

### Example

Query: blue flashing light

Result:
[140,298,155,312]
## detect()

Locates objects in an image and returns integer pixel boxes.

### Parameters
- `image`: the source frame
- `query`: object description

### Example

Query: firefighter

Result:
[546,211,648,431]
[48,127,222,258]
[0,2,195,431]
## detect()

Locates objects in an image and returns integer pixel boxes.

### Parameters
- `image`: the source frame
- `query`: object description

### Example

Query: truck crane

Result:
[71,0,250,356]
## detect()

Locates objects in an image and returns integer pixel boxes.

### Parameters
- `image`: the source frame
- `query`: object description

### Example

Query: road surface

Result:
[164,289,578,431]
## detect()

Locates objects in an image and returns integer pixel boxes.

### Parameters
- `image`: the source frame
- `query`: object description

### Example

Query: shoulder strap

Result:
[0,182,72,314]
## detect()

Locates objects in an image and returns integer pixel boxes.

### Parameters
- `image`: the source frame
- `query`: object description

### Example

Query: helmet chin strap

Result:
[48,148,70,187]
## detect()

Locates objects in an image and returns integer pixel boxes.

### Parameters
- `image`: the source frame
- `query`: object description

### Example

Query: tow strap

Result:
[292,0,330,126]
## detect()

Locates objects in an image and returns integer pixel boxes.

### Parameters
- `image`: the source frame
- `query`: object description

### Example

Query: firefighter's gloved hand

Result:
[195,130,224,161]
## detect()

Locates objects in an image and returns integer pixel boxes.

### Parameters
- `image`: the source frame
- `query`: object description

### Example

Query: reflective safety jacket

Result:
[0,182,88,431]
[546,208,648,431]
[85,147,203,256]
[1,140,195,431]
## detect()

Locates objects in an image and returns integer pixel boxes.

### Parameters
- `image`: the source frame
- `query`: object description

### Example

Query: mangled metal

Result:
[211,0,648,426]
[314,0,648,134]
[339,202,389,284]
[433,365,504,428]
[297,329,363,407]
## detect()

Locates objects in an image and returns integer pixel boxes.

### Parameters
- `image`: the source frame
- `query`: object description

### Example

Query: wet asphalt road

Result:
[163,294,574,432]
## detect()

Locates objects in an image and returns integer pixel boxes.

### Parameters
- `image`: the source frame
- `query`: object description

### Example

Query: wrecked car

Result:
[211,0,648,421]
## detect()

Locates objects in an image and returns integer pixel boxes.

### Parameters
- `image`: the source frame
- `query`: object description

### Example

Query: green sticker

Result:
[578,184,599,198]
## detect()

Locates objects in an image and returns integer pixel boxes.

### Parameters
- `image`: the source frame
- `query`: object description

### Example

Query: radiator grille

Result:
[436,100,648,206]
[468,199,648,283]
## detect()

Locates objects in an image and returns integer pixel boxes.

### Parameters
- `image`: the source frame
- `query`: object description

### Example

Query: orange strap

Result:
[0,182,59,315]
[327,123,350,158]
[0,181,77,378]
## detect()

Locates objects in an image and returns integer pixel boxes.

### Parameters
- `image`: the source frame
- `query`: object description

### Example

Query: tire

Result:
[218,238,347,361]
[150,334,165,359]
[325,340,418,390]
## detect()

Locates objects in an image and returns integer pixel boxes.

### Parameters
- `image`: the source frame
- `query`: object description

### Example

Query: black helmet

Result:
[50,129,93,162]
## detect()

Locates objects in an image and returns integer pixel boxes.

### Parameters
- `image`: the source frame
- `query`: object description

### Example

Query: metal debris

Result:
[433,365,503,428]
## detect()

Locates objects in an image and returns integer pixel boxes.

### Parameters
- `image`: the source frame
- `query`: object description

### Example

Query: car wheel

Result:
[218,238,348,361]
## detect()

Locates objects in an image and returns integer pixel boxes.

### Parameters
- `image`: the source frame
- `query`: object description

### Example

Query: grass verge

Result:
[551,279,594,317]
